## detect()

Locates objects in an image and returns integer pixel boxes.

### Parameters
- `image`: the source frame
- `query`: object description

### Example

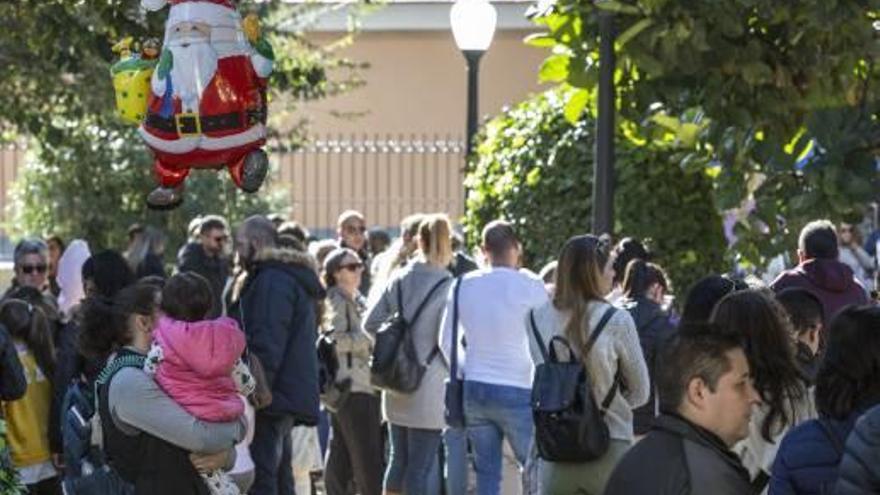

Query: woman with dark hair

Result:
[321,247,382,495]
[125,226,167,280]
[0,299,59,493]
[607,237,649,303]
[45,235,65,298]
[710,290,814,491]
[78,282,245,494]
[681,274,747,324]
[52,251,136,462]
[526,235,649,494]
[619,259,676,436]
[771,306,880,494]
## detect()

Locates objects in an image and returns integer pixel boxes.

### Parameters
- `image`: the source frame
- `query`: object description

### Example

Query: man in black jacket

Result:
[176,215,230,318]
[605,326,759,495]
[230,215,324,495]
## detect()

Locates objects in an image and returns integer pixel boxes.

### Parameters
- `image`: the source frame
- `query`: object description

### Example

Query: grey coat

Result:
[363,261,453,430]
[326,286,374,395]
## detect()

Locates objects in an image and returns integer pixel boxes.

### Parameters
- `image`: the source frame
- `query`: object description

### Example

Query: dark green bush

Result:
[464,88,728,299]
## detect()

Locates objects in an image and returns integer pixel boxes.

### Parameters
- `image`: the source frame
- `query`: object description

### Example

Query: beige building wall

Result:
[298,29,548,135]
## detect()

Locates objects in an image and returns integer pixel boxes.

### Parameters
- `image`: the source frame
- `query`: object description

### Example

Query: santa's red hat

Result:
[166,0,241,27]
[169,0,234,7]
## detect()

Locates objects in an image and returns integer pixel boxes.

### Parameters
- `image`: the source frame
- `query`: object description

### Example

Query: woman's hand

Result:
[190,449,234,474]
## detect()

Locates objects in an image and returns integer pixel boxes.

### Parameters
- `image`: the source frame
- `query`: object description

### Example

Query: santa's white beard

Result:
[168,42,218,112]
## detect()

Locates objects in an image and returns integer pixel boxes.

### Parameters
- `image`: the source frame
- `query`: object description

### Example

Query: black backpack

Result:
[61,354,144,495]
[370,278,448,393]
[529,306,619,463]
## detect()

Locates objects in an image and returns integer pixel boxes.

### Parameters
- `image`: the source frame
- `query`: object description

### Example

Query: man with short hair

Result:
[177,215,230,318]
[771,220,868,324]
[337,210,372,294]
[229,215,323,495]
[604,326,760,495]
[440,220,549,495]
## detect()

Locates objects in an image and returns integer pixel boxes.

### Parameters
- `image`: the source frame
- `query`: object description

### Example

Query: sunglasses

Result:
[20,264,47,275]
[340,263,364,272]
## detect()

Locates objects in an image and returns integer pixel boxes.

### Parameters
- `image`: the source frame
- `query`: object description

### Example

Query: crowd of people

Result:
[0,210,876,495]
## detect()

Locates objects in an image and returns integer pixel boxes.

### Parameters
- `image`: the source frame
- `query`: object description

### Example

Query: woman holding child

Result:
[79,279,246,494]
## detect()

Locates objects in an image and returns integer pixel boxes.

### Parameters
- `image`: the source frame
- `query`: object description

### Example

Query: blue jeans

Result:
[249,412,295,495]
[445,427,469,495]
[464,381,533,495]
[384,424,442,494]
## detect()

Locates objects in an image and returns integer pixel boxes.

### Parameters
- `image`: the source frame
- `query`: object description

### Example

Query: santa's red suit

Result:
[139,0,272,191]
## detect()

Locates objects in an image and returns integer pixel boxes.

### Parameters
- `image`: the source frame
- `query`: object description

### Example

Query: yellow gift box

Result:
[111,60,155,125]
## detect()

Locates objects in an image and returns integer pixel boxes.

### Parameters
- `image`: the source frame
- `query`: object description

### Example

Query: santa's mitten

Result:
[157,48,173,79]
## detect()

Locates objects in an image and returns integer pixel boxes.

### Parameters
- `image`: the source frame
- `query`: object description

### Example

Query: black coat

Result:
[622,297,676,435]
[229,248,324,424]
[836,404,880,494]
[0,324,26,401]
[604,414,752,495]
[177,242,229,319]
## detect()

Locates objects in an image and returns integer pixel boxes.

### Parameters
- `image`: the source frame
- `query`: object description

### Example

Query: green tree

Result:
[0,0,369,252]
[526,0,880,267]
[465,87,727,296]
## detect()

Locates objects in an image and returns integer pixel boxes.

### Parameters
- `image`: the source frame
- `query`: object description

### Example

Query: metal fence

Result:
[273,133,466,231]
[0,134,466,233]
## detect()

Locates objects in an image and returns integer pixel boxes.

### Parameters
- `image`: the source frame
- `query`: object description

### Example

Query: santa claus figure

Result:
[139,0,274,209]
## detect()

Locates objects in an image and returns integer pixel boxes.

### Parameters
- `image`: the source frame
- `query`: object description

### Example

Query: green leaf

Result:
[618,19,654,47]
[595,1,642,15]
[524,33,558,48]
[564,88,589,123]
[539,54,570,83]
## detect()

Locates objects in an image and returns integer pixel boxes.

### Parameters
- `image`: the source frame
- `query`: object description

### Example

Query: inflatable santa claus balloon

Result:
[138,0,274,209]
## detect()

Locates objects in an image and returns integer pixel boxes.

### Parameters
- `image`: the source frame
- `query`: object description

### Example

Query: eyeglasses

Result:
[20,264,47,275]
[340,263,364,272]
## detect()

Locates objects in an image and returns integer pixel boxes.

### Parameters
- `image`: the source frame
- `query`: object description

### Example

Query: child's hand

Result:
[190,449,232,473]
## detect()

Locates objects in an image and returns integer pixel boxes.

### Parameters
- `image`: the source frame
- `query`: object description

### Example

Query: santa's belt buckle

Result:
[175,113,202,137]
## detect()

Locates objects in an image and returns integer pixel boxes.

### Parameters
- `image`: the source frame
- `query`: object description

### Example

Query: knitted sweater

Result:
[526,299,649,442]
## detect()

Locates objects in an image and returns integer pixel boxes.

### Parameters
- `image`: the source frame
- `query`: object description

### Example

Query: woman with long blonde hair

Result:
[526,234,649,494]
[363,214,454,495]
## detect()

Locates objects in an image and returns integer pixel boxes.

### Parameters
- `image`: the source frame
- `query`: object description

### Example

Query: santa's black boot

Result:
[240,149,269,193]
[146,185,185,210]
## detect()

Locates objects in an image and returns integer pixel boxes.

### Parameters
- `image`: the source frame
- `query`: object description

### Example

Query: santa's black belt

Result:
[146,109,265,136]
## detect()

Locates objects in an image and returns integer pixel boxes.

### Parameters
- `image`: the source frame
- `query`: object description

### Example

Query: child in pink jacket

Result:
[145,273,254,495]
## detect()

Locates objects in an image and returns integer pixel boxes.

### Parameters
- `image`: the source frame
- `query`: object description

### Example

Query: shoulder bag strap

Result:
[582,306,620,412]
[448,277,464,377]
[415,277,453,366]
[528,309,549,362]
[410,277,450,325]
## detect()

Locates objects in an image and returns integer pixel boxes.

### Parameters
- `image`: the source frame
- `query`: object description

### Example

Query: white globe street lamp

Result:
[450,0,498,181]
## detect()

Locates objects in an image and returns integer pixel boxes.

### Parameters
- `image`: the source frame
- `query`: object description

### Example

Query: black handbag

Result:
[529,307,619,462]
[444,276,465,428]
[370,278,448,393]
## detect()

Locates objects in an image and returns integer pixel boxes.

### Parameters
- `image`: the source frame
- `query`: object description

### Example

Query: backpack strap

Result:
[528,309,549,362]
[584,307,619,412]
[92,352,148,450]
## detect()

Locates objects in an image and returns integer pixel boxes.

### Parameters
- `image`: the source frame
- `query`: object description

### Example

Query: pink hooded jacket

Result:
[154,316,246,422]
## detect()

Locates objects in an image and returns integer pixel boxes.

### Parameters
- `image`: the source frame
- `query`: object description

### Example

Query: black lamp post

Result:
[451,0,498,212]
[593,9,616,236]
